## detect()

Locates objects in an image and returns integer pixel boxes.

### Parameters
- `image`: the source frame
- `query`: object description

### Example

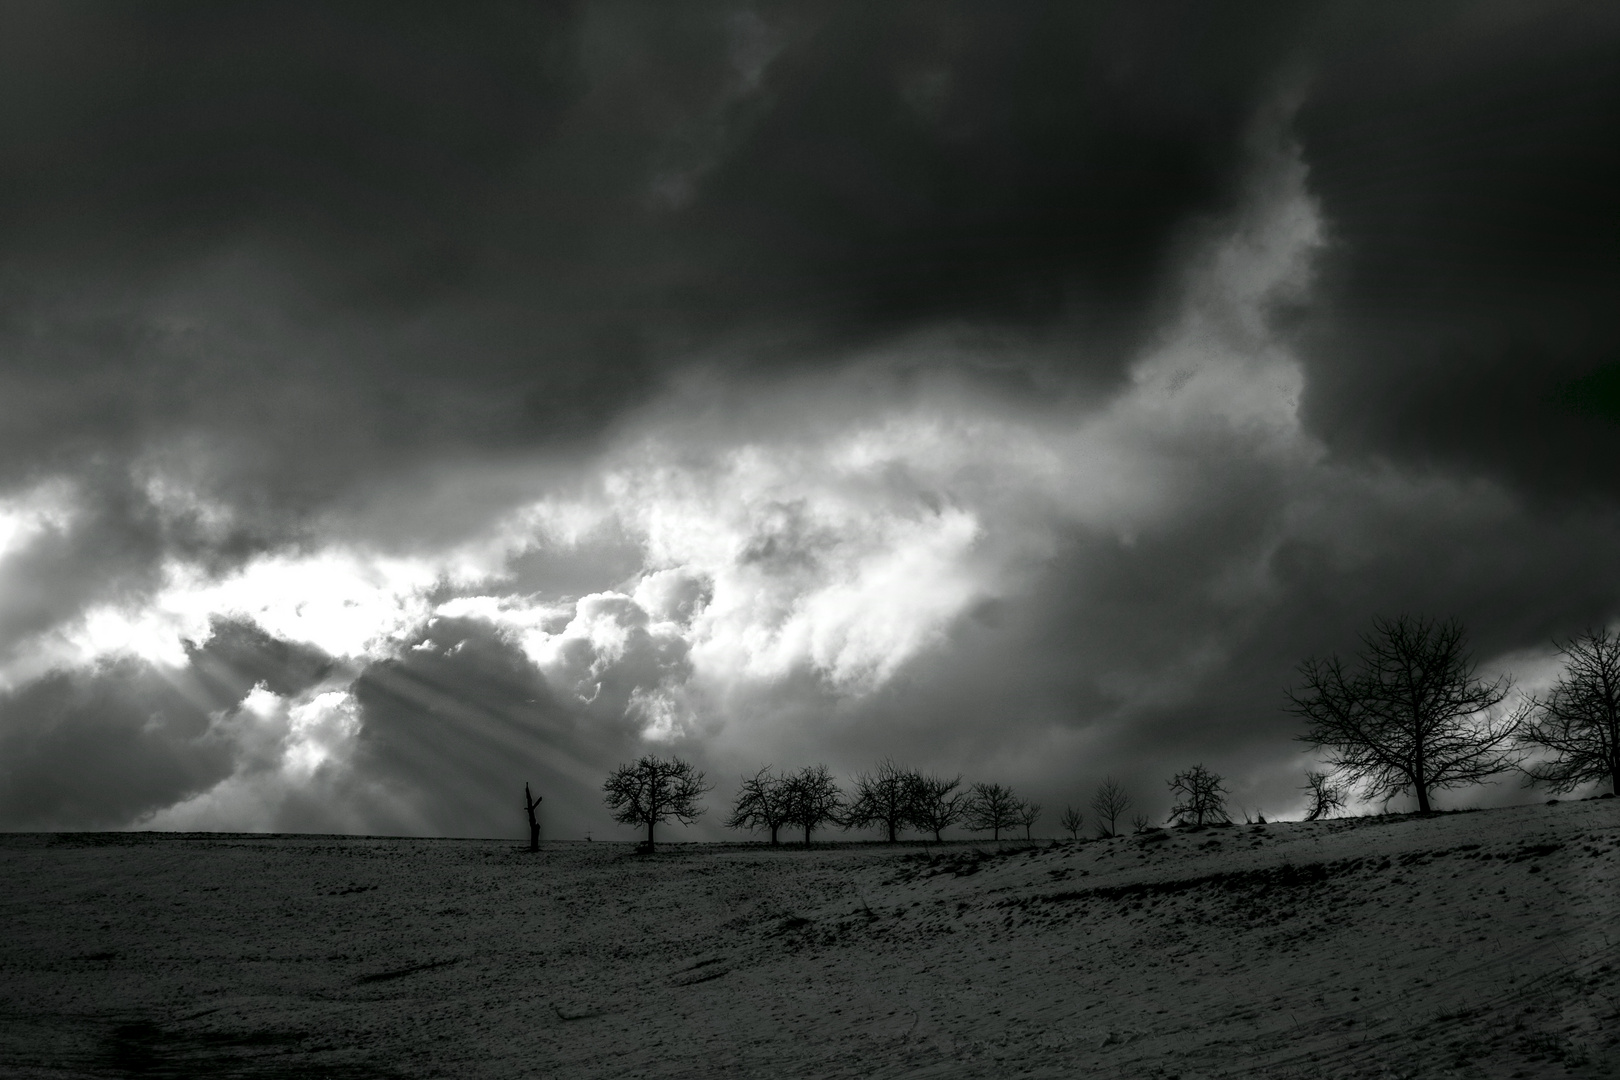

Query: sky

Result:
[1,1,1617,840]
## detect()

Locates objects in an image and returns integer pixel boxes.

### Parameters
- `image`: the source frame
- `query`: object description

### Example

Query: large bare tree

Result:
[1089,777,1132,837]
[725,766,791,845]
[843,759,919,842]
[782,764,844,844]
[1287,615,1525,813]
[963,782,1022,841]
[1167,764,1229,826]
[1521,626,1620,796]
[602,755,712,851]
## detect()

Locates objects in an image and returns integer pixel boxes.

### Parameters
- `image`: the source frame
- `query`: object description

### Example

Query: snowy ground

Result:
[2,799,1616,1079]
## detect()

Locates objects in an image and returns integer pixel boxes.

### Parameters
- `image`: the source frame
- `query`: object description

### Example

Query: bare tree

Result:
[963,782,1022,841]
[602,755,712,851]
[1089,777,1132,837]
[1167,764,1230,826]
[910,774,966,842]
[783,764,844,844]
[524,782,543,852]
[1016,800,1042,840]
[1059,805,1084,839]
[726,766,791,845]
[1521,626,1620,796]
[1301,770,1347,821]
[1130,812,1151,833]
[843,759,919,842]
[1287,615,1526,813]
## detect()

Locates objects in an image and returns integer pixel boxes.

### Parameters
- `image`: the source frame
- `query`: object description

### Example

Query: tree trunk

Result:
[524,784,542,853]
[769,824,779,846]
[646,818,655,850]
[804,823,811,845]
[1413,724,1429,812]
[887,821,896,843]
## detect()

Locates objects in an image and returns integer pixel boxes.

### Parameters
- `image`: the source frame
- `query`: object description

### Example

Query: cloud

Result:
[0,620,332,830]
[1292,0,1620,501]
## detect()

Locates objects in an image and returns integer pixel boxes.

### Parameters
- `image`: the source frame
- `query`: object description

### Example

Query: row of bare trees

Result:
[1058,776,1133,839]
[600,756,1044,850]
[591,617,1616,850]
[726,760,1041,847]
[1055,766,1235,839]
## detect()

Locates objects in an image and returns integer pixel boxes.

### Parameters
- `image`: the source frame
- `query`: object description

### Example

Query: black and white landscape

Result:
[1,4,1618,1077]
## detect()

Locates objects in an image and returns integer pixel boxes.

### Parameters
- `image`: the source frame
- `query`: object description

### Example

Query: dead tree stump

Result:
[525,783,543,852]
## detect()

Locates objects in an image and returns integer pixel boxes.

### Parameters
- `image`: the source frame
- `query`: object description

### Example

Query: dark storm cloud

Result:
[0,619,329,829]
[2,2,1615,508]
[1293,0,1620,501]
[0,1,1310,504]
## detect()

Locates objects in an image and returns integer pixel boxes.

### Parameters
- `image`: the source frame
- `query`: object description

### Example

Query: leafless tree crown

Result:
[1167,764,1230,826]
[1301,770,1347,821]
[1287,615,1526,813]
[726,766,792,845]
[963,782,1023,840]
[910,774,967,842]
[1520,626,1620,796]
[783,764,844,844]
[1089,776,1132,837]
[843,759,920,842]
[1059,805,1084,839]
[602,755,712,850]
[1016,800,1042,840]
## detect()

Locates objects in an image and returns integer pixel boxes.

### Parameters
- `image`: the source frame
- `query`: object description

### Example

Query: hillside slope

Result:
[1,800,1615,1078]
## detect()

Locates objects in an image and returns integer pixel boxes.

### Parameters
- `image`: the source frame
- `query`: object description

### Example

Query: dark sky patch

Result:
[1293,0,1620,501]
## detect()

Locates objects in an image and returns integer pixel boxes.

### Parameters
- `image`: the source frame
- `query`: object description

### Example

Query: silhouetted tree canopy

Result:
[963,782,1022,841]
[909,773,966,842]
[726,766,792,845]
[1287,615,1525,813]
[1167,764,1229,826]
[843,759,919,842]
[602,755,711,851]
[1060,805,1084,839]
[1015,799,1042,840]
[1521,626,1620,796]
[783,764,844,844]
[1089,777,1132,837]
[1301,770,1347,821]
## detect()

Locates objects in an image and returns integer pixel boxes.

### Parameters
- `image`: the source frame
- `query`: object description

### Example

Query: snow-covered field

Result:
[2,799,1616,1079]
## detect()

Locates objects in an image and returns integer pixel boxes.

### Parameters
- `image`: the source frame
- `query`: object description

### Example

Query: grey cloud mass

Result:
[1,2,1618,840]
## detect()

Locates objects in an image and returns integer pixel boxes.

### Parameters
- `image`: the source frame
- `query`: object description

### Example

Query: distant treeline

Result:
[586,617,1619,849]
